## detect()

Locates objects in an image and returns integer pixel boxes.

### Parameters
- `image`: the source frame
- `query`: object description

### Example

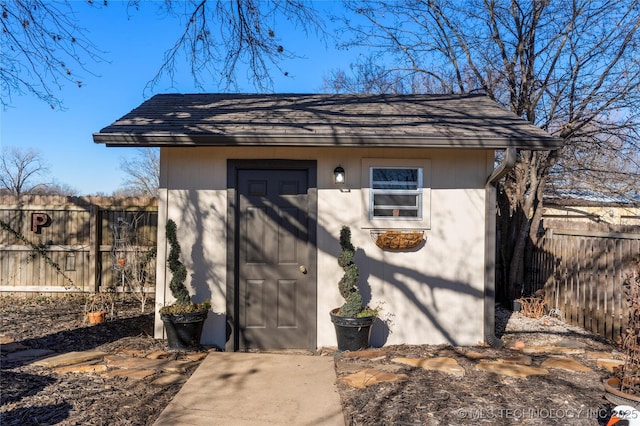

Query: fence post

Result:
[88,202,99,292]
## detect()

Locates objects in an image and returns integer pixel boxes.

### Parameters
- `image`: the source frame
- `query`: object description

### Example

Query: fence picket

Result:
[613,240,623,343]
[586,238,595,334]
[577,238,585,329]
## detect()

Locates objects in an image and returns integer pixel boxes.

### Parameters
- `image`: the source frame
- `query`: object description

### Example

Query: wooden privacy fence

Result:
[0,195,158,296]
[532,220,640,343]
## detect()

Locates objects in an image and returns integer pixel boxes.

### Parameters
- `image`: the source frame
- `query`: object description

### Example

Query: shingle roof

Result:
[93,93,562,149]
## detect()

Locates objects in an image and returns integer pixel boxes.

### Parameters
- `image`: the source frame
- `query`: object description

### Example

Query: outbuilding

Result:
[93,93,562,351]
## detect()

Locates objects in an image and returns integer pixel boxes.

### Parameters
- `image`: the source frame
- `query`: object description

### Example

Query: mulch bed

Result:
[0,295,625,425]
[1,295,194,426]
[336,309,621,425]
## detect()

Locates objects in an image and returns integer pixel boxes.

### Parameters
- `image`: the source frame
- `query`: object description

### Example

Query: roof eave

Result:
[92,133,563,150]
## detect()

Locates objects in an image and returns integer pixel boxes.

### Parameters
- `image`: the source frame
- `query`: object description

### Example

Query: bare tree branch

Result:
[0,0,107,109]
[141,0,326,94]
[2,0,325,108]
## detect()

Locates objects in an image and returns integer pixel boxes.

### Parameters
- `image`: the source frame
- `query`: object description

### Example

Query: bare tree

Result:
[119,148,160,197]
[0,147,50,196]
[1,0,325,109]
[321,55,448,94]
[29,181,78,196]
[335,0,640,303]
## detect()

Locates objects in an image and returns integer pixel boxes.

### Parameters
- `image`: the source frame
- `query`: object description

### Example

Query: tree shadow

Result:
[1,402,72,426]
[1,313,153,369]
[0,370,56,405]
[1,370,71,425]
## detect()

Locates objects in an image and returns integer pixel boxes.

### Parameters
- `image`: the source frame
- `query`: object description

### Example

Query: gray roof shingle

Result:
[93,93,562,149]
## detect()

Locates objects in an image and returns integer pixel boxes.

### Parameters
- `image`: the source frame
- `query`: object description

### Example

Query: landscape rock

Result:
[342,349,388,359]
[146,351,172,360]
[185,352,209,362]
[339,369,408,389]
[585,350,620,360]
[541,356,591,372]
[34,351,107,368]
[392,356,465,377]
[104,355,194,372]
[0,335,15,344]
[476,361,549,378]
[464,350,491,360]
[102,368,156,381]
[54,363,108,374]
[115,348,145,357]
[498,354,533,366]
[596,358,624,372]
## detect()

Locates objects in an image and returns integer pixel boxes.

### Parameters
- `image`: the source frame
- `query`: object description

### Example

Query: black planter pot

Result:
[161,310,208,350]
[330,308,375,352]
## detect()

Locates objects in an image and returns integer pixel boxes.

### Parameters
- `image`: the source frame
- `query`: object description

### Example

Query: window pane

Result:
[373,208,419,217]
[373,194,418,207]
[372,168,419,190]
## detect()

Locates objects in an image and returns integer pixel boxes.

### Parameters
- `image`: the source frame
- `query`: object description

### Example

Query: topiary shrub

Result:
[159,219,210,315]
[337,226,364,317]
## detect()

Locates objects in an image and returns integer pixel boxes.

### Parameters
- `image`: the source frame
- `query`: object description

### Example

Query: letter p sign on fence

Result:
[31,213,51,233]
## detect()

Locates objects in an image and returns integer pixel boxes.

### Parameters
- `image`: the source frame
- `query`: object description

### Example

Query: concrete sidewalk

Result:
[153,352,345,426]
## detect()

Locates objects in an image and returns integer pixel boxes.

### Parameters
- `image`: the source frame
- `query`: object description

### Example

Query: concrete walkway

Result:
[153,352,345,426]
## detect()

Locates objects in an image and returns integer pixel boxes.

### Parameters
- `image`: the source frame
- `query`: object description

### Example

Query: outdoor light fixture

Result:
[333,166,345,184]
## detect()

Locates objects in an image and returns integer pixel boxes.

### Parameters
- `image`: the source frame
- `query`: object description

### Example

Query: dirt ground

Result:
[0,295,623,425]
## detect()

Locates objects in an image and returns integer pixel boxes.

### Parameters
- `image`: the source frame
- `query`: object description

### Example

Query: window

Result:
[370,167,422,219]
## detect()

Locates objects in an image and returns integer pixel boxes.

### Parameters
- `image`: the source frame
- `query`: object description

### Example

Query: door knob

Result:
[299,265,308,274]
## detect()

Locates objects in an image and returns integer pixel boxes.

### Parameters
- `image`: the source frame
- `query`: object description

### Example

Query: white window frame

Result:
[370,167,423,220]
[361,158,431,230]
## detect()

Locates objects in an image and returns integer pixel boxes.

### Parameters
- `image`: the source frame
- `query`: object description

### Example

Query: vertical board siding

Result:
[534,221,640,343]
[0,196,157,295]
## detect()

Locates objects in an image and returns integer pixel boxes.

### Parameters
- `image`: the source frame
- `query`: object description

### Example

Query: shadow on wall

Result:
[319,224,486,347]
[353,247,392,347]
[168,190,227,349]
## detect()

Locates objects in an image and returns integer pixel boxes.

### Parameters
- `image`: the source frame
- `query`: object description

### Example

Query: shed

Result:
[93,93,562,351]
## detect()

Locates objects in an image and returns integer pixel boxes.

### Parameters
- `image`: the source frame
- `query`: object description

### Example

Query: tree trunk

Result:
[497,150,557,306]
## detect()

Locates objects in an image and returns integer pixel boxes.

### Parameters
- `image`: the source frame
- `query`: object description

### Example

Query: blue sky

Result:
[1,1,359,195]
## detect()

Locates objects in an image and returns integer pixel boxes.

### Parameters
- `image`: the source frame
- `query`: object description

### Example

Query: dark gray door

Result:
[237,168,315,350]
